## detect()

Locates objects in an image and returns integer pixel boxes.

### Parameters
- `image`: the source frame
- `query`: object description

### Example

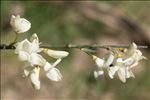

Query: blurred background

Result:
[1,1,150,100]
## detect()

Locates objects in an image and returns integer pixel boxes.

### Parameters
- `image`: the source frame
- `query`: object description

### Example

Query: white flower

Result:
[15,33,40,54]
[91,43,146,83]
[124,42,147,69]
[15,34,65,89]
[114,43,146,82]
[10,15,31,33]
[46,67,62,81]
[106,43,146,83]
[44,60,62,81]
[43,48,69,59]
[23,60,62,89]
[15,34,44,65]
[108,58,135,83]
[92,48,140,82]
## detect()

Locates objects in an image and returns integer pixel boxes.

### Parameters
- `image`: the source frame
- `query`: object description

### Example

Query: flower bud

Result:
[43,49,69,59]
[10,15,31,33]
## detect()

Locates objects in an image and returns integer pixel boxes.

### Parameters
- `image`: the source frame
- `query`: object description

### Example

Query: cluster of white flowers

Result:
[93,43,147,83]
[11,15,69,90]
[10,15,147,90]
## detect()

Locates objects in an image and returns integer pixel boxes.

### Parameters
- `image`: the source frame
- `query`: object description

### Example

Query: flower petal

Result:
[30,40,40,53]
[30,33,40,53]
[129,61,138,69]
[136,50,147,60]
[94,71,98,78]
[17,18,31,33]
[108,66,119,79]
[95,57,104,68]
[44,62,53,72]
[126,43,137,57]
[22,39,32,53]
[15,39,29,53]
[24,69,30,77]
[94,70,104,78]
[129,70,135,78]
[123,57,134,66]
[104,52,114,66]
[18,51,29,61]
[29,53,46,67]
[117,67,126,83]
[10,15,16,27]
[46,68,62,81]
[23,66,34,77]
[30,67,40,90]
[125,67,135,78]
[30,33,39,42]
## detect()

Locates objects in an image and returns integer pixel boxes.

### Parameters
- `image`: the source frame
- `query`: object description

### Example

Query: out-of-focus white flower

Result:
[94,43,146,83]
[93,52,115,78]
[108,43,146,83]
[43,48,69,59]
[114,43,146,82]
[10,15,31,33]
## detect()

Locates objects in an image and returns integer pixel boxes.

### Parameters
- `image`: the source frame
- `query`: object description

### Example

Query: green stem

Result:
[8,32,18,46]
[0,44,148,50]
[40,44,148,49]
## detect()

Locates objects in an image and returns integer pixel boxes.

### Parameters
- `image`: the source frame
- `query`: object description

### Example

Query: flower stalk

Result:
[0,44,148,50]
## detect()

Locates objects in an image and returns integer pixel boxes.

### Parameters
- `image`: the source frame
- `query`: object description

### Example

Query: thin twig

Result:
[0,44,148,50]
